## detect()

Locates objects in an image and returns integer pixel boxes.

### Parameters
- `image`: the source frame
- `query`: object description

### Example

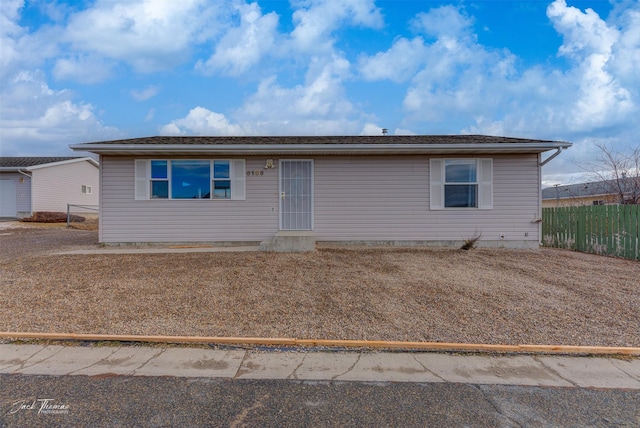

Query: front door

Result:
[279,160,313,230]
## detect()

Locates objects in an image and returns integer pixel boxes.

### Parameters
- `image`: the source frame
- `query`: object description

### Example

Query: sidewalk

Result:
[1,344,639,389]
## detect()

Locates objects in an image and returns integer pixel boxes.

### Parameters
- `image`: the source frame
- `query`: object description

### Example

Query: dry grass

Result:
[68,218,99,231]
[20,211,85,223]
[0,225,638,347]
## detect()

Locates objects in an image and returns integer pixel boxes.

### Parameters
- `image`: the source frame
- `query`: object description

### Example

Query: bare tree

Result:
[585,144,640,205]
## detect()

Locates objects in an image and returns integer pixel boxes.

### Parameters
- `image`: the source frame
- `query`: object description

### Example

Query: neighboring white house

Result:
[71,135,571,249]
[542,177,640,207]
[0,157,99,218]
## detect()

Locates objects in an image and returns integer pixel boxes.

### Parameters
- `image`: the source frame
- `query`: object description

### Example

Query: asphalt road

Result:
[1,374,639,427]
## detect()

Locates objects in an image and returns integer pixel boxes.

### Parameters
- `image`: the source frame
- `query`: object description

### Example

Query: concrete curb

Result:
[2,332,639,356]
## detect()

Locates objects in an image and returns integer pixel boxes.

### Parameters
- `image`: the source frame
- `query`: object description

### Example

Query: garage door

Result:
[0,180,17,217]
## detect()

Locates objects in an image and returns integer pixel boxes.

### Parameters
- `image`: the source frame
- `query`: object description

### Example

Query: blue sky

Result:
[1,0,639,186]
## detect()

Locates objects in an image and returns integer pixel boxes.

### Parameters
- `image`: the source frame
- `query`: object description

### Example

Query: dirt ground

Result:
[0,223,638,347]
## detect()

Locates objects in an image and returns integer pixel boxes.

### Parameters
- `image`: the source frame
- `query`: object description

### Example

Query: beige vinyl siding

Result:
[101,154,541,245]
[31,161,99,212]
[100,156,279,243]
[314,155,540,243]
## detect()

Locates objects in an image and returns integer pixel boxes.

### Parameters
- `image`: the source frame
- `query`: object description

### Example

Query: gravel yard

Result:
[0,223,638,347]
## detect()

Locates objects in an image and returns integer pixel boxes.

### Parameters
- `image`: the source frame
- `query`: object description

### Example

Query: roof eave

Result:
[0,167,30,172]
[70,142,572,156]
[25,157,98,170]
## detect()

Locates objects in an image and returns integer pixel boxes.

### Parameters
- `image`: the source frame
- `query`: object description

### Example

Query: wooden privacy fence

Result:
[542,205,639,260]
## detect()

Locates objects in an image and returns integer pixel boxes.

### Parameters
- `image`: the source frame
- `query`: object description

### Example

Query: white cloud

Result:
[131,85,159,101]
[400,15,519,125]
[1,0,23,38]
[0,71,118,155]
[411,5,474,40]
[547,0,634,131]
[53,55,115,83]
[610,7,640,84]
[162,56,362,136]
[547,0,618,60]
[350,0,640,164]
[176,0,385,135]
[197,2,279,76]
[290,0,383,52]
[159,106,250,136]
[359,123,384,135]
[62,0,223,73]
[0,0,60,81]
[241,55,354,121]
[359,37,427,83]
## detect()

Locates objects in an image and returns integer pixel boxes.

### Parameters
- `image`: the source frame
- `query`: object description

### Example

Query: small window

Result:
[151,160,169,199]
[81,185,92,194]
[212,161,231,199]
[444,160,477,208]
[593,200,605,206]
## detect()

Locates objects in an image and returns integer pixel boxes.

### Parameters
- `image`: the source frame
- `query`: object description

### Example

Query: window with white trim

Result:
[151,160,168,199]
[212,160,231,199]
[81,185,92,194]
[430,158,492,210]
[444,159,478,207]
[135,159,245,200]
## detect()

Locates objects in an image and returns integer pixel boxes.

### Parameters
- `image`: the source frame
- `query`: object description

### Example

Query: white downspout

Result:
[539,147,564,167]
[538,146,567,246]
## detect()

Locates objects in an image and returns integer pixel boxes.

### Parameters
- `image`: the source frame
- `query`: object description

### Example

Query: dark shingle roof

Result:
[78,135,561,146]
[71,135,572,156]
[542,178,639,199]
[0,157,82,168]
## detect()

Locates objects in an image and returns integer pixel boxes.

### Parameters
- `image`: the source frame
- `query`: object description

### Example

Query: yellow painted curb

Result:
[2,332,639,355]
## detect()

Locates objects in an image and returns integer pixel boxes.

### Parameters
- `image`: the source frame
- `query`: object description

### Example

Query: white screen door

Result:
[280,160,313,230]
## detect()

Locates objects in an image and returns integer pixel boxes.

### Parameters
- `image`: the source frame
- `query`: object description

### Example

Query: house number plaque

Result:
[246,170,264,176]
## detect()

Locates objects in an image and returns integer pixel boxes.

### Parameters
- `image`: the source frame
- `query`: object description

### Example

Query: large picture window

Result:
[172,160,210,199]
[430,158,492,210]
[135,159,245,201]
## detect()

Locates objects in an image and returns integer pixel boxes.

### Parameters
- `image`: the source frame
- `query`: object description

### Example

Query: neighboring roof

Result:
[70,135,572,156]
[542,177,640,200]
[0,157,98,172]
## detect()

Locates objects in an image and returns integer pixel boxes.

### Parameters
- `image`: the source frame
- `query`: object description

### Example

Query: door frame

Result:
[279,159,314,231]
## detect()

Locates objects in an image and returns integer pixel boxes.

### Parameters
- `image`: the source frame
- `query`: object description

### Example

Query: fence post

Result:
[67,203,70,228]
